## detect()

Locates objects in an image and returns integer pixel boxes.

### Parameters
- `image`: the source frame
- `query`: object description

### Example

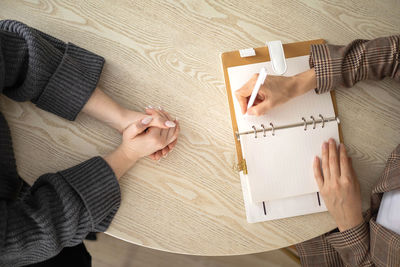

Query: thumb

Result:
[145,108,176,129]
[124,116,153,138]
[247,100,270,116]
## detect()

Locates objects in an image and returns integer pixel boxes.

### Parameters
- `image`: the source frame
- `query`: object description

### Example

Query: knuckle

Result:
[320,188,328,196]
[330,181,339,190]
[341,178,350,187]
[155,139,165,147]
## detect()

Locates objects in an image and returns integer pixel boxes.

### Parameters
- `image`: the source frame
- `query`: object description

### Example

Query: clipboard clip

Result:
[266,40,287,75]
[239,48,256,58]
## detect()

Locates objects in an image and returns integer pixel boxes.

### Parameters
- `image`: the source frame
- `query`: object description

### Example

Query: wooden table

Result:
[1,0,399,256]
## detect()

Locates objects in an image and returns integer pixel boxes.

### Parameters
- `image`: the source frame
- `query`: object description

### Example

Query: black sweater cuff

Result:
[36,43,105,120]
[59,157,121,230]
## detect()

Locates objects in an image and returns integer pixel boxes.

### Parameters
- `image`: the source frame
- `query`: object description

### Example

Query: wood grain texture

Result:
[1,0,399,256]
[84,233,300,267]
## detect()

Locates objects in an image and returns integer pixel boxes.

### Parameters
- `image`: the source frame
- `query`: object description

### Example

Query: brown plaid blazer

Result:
[296,36,400,267]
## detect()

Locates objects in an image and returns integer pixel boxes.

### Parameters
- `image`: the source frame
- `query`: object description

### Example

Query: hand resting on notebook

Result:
[235,68,317,115]
[314,138,363,232]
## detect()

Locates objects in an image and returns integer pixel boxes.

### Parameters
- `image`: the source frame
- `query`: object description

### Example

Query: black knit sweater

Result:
[0,20,121,266]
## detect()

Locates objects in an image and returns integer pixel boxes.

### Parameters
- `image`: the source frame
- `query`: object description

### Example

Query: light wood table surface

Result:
[1,0,399,256]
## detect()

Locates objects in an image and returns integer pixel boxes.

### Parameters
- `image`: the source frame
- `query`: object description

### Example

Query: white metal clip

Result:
[266,40,287,75]
[239,48,256,58]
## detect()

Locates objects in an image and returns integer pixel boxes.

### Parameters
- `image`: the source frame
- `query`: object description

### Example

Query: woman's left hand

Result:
[120,107,179,161]
[313,138,364,232]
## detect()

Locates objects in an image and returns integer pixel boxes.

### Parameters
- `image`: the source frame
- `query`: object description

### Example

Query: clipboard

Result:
[221,39,343,173]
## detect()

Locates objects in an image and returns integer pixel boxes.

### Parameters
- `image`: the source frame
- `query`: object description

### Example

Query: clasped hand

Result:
[103,106,180,179]
[119,106,179,161]
[83,88,180,179]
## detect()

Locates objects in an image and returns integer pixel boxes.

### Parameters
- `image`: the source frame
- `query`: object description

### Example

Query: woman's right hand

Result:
[235,68,317,116]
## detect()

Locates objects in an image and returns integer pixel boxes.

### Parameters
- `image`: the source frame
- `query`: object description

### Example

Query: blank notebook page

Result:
[228,55,340,202]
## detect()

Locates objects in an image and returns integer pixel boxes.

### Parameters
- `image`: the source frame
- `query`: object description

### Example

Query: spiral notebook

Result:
[221,39,343,222]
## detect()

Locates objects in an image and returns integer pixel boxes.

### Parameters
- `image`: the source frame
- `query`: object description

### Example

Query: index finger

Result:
[328,138,340,178]
[339,143,351,177]
[159,109,179,143]
[321,141,330,182]
[145,107,176,129]
[235,74,258,114]
[313,156,324,190]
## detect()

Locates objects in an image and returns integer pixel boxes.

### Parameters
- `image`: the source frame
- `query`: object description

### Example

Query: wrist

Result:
[292,68,317,97]
[119,145,141,163]
[104,147,138,179]
[116,107,130,133]
[338,214,364,232]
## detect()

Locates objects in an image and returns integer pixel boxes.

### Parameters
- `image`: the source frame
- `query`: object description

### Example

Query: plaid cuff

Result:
[369,218,400,266]
[296,234,343,266]
[309,44,338,94]
[327,221,372,266]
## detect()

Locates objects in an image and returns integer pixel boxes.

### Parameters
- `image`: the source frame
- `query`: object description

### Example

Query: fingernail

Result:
[175,117,179,122]
[329,138,335,144]
[141,116,153,125]
[158,106,163,110]
[165,121,176,127]
[146,105,153,109]
[322,142,328,151]
[163,154,167,158]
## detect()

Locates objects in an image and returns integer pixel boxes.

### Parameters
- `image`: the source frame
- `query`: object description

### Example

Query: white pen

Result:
[246,67,267,112]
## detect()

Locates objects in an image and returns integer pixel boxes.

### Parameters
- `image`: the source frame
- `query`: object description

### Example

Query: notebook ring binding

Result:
[310,116,316,129]
[269,123,275,136]
[302,117,307,131]
[252,126,257,138]
[235,115,339,139]
[261,124,266,137]
[319,114,325,128]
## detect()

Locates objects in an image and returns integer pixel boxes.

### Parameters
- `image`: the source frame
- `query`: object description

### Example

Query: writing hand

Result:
[234,69,317,116]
